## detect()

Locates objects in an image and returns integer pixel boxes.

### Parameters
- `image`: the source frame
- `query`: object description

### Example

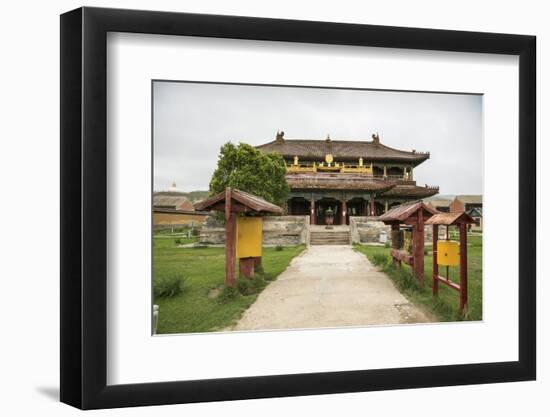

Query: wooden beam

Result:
[435,275,461,291]
[391,248,413,265]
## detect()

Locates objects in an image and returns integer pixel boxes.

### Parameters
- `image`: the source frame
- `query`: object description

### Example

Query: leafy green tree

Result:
[209,142,289,206]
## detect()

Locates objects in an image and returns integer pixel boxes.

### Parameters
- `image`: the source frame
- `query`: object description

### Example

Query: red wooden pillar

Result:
[413,210,425,286]
[363,199,369,216]
[224,188,237,287]
[432,224,439,296]
[310,199,316,225]
[341,200,347,225]
[459,222,468,312]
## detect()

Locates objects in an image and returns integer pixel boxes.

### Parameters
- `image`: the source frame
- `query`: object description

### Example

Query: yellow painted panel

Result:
[437,240,459,266]
[237,217,262,258]
[403,230,413,253]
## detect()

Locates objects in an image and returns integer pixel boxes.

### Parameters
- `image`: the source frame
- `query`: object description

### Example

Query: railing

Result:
[283,165,438,189]
[286,163,375,174]
[286,165,317,173]
[341,166,372,174]
[286,165,414,181]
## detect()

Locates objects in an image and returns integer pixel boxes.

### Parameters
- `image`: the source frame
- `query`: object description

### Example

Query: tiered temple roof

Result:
[256,132,430,165]
[380,184,439,198]
[255,132,438,200]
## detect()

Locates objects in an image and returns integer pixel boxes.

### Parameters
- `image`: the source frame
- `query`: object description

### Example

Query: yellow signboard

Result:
[403,230,413,254]
[437,240,459,266]
[237,217,263,258]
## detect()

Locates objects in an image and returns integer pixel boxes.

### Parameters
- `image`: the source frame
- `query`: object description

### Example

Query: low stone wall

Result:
[262,216,310,246]
[350,217,391,244]
[350,216,446,245]
[199,215,310,246]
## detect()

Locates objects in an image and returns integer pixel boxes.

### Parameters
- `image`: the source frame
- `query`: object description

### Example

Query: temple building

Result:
[256,131,439,225]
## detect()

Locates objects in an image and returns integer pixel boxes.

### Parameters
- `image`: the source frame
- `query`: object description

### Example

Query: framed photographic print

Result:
[60,7,536,410]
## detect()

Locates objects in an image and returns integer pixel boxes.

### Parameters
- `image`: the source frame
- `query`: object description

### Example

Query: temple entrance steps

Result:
[309,225,350,245]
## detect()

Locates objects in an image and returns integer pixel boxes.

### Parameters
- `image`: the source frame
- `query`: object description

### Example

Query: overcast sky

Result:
[153,81,482,196]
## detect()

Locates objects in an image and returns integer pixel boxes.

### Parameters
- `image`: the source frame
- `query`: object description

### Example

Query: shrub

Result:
[249,276,266,292]
[372,252,389,266]
[236,276,266,295]
[236,278,252,295]
[384,241,390,248]
[275,245,284,251]
[216,285,239,304]
[154,274,184,298]
[383,264,420,293]
[174,238,182,245]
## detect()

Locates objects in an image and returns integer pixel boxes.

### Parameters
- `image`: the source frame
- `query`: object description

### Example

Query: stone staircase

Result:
[310,227,351,245]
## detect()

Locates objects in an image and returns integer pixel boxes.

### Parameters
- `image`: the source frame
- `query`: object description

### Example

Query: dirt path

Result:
[232,245,430,331]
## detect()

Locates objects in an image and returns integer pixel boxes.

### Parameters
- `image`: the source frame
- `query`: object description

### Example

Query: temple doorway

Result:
[288,197,310,216]
[374,201,385,216]
[346,198,368,224]
[316,198,342,225]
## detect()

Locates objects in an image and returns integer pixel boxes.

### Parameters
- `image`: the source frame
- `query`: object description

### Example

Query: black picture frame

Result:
[60,6,536,410]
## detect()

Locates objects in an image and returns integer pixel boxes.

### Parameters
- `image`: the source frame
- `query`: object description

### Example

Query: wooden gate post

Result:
[459,222,468,312]
[432,224,439,296]
[195,187,283,287]
[224,188,237,287]
[413,209,425,286]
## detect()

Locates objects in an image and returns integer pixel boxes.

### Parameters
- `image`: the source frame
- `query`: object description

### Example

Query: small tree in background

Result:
[209,142,289,207]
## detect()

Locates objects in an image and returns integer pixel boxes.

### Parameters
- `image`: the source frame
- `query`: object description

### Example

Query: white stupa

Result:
[168,181,179,192]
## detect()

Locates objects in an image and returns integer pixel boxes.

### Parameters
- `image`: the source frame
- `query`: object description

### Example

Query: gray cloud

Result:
[153,81,482,195]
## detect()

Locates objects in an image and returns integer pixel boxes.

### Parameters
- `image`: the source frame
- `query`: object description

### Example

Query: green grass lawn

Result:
[354,233,482,322]
[153,238,306,334]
